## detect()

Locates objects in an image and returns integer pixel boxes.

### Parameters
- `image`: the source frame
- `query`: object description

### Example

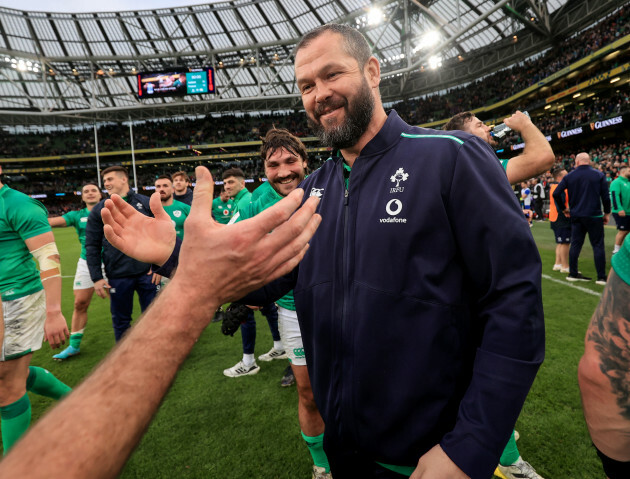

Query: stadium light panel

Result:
[572,93,581,98]
[610,77,620,83]
[544,105,551,110]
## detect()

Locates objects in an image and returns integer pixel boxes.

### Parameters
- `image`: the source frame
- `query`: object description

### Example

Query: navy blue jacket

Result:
[243,111,545,478]
[85,190,153,280]
[173,188,193,206]
[553,164,610,218]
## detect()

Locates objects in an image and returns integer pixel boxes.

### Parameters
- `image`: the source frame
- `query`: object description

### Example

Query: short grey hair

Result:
[295,24,372,68]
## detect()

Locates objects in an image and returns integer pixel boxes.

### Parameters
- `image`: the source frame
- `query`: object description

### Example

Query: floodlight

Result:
[367,7,383,25]
[422,31,440,48]
[428,55,442,69]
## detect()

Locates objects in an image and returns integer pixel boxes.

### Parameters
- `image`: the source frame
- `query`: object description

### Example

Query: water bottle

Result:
[491,111,529,138]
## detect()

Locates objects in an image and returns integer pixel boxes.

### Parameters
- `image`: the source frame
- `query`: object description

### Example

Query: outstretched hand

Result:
[171,166,321,308]
[103,192,176,266]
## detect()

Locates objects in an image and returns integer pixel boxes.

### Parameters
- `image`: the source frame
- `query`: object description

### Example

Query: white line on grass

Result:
[541,274,602,297]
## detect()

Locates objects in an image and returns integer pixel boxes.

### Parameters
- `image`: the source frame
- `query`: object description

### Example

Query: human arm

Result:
[24,231,69,349]
[0,166,321,478]
[578,264,630,462]
[503,111,555,185]
[435,138,544,478]
[48,216,68,227]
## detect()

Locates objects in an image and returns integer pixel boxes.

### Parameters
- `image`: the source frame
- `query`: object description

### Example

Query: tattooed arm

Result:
[578,269,630,461]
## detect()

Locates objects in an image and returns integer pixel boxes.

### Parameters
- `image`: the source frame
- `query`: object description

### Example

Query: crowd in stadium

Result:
[0,6,626,161]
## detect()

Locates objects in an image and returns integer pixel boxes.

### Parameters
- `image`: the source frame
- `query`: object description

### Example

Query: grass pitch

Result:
[21,222,616,478]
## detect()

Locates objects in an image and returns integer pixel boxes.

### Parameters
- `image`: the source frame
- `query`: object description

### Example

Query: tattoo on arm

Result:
[586,270,630,420]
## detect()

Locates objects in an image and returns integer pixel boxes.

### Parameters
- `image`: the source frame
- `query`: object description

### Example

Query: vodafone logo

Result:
[386,199,403,216]
[380,199,407,224]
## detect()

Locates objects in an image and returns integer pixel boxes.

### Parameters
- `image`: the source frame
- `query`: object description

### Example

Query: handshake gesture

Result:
[101,166,321,311]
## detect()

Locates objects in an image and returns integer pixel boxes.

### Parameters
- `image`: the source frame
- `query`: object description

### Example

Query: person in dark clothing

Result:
[105,24,544,479]
[172,171,193,205]
[85,166,158,341]
[553,152,611,284]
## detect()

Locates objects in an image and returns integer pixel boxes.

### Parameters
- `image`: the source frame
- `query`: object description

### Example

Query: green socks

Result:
[69,330,84,350]
[499,430,521,466]
[1,393,31,454]
[302,431,330,472]
[26,366,72,400]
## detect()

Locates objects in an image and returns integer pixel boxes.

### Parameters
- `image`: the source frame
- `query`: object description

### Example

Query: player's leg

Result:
[1,291,69,452]
[108,277,135,342]
[53,287,93,360]
[0,354,32,454]
[258,303,285,361]
[497,429,544,479]
[224,309,259,377]
[551,223,563,271]
[560,243,570,272]
[278,307,330,476]
[612,214,628,254]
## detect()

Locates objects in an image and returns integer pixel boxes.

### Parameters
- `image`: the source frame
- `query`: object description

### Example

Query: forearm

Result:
[0,278,217,478]
[517,124,554,172]
[41,276,62,314]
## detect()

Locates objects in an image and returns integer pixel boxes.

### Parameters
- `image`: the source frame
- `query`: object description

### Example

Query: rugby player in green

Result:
[211,187,234,225]
[222,167,251,213]
[48,183,103,360]
[445,110,554,479]
[444,110,554,185]
[0,165,71,453]
[610,166,630,254]
[154,175,191,240]
[230,129,331,479]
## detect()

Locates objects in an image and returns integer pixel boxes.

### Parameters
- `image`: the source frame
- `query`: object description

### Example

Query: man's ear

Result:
[365,56,381,88]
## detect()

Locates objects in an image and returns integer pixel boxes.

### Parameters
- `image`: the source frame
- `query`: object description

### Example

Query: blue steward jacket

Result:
[85,190,154,280]
[553,164,610,218]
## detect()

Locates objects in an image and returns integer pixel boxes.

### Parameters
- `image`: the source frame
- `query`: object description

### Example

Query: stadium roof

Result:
[0,0,623,125]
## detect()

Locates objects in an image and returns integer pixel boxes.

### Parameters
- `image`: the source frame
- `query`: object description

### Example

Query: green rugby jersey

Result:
[62,207,90,259]
[610,175,630,213]
[231,187,252,215]
[233,183,295,311]
[211,196,234,224]
[0,185,51,301]
[163,200,191,240]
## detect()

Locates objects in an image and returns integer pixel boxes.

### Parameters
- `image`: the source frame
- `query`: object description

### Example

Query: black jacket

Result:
[85,190,153,280]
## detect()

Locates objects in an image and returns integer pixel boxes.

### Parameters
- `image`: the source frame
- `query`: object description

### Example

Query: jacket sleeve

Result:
[85,205,104,282]
[238,266,298,306]
[552,178,568,215]
[439,137,545,479]
[610,183,620,213]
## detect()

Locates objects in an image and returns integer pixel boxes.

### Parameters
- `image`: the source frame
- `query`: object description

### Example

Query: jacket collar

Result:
[358,110,407,158]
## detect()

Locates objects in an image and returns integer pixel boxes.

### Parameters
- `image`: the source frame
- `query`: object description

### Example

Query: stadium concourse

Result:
[0,0,629,477]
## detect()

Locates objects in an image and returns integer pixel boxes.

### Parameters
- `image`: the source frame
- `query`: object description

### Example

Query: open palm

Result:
[102,192,176,266]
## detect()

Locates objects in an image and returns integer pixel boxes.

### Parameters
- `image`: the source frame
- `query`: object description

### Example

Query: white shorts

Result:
[1,290,46,361]
[278,306,306,366]
[73,258,106,290]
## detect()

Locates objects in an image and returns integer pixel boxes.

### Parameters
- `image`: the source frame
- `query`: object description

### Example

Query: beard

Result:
[307,78,374,150]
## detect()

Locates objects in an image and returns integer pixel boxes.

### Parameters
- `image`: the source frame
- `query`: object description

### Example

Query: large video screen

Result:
[137,68,215,98]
